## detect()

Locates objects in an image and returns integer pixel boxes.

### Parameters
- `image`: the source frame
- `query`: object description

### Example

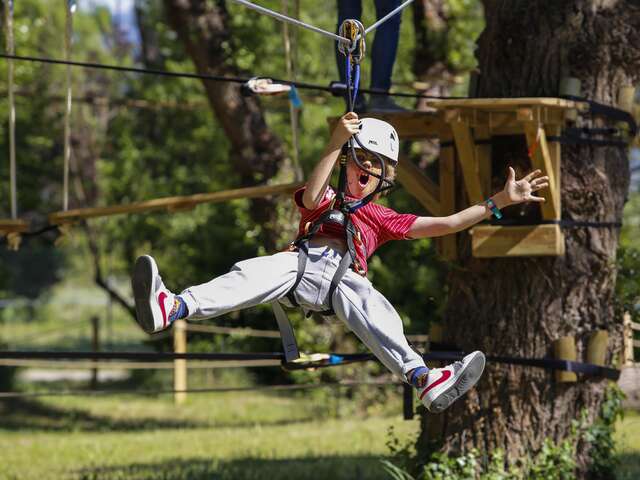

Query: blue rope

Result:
[352,64,360,106]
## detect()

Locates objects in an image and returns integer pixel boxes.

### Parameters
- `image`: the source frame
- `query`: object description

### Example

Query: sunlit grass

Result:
[0,388,417,480]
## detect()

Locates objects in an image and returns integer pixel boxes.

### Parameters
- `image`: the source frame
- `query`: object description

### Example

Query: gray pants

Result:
[180,245,425,381]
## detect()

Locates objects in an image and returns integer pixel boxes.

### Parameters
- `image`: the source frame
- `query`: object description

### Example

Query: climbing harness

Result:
[273,20,400,365]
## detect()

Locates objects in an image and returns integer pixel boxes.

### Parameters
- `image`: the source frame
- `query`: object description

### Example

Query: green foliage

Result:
[581,385,625,478]
[383,384,625,479]
[444,0,484,71]
[616,246,640,318]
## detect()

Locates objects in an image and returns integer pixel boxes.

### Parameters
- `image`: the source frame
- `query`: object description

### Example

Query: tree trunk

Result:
[418,0,640,475]
[163,0,288,251]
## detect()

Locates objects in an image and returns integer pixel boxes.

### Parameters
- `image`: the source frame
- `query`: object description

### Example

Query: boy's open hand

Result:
[503,167,549,205]
[330,112,360,147]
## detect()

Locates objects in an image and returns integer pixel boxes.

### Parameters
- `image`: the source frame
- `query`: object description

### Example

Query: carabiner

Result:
[338,19,366,64]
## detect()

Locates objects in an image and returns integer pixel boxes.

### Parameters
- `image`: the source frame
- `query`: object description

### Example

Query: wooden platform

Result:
[329,97,586,258]
[0,219,28,235]
[470,224,565,258]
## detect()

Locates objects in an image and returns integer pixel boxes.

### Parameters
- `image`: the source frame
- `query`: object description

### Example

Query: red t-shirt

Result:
[293,186,417,275]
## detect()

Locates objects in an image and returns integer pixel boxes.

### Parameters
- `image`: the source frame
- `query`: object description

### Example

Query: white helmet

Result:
[354,117,399,164]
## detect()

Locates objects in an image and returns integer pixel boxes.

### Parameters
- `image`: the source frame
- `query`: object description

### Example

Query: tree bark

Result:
[418,0,640,475]
[163,0,289,251]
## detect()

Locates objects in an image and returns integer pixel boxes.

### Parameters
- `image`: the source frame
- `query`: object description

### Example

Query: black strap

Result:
[286,241,308,307]
[560,94,638,137]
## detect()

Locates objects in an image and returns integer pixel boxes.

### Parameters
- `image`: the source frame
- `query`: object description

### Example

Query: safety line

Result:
[0,350,285,361]
[364,0,415,35]
[0,380,400,399]
[228,0,350,45]
[0,349,620,379]
[0,358,282,370]
[0,53,461,100]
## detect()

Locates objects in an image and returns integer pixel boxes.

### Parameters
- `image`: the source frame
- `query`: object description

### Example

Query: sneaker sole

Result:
[132,255,158,334]
[429,351,486,413]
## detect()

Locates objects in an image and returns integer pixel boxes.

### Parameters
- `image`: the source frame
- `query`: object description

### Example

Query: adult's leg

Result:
[331,269,425,381]
[371,0,402,92]
[180,251,299,320]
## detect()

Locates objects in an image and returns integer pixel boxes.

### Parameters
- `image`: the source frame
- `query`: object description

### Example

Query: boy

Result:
[132,112,549,413]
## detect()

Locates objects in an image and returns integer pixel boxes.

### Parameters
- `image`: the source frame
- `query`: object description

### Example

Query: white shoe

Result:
[132,255,176,334]
[418,351,486,413]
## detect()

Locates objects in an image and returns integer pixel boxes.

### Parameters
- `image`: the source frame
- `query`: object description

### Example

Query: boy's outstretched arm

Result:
[408,167,549,239]
[301,112,360,210]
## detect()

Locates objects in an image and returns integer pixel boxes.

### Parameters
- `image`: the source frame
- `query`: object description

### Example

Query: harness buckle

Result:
[353,259,366,276]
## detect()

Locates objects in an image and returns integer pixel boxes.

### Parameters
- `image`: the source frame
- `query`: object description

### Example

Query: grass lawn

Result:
[1,386,639,480]
[615,409,640,480]
[0,387,418,480]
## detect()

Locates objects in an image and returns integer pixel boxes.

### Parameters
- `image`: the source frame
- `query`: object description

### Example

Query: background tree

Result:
[417,1,640,476]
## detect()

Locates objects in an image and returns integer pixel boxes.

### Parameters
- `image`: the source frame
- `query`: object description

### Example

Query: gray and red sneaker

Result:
[418,351,485,413]
[132,255,176,334]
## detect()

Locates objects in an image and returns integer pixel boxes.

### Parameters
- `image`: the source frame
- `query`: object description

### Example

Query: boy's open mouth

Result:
[358,172,370,188]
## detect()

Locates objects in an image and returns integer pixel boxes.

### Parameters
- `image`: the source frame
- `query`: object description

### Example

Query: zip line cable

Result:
[62,0,75,212]
[4,1,17,219]
[363,0,415,35]
[228,0,350,46]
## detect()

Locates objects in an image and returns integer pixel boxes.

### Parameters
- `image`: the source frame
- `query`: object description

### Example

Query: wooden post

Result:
[623,312,635,366]
[474,126,492,200]
[403,383,414,420]
[439,138,457,260]
[428,323,444,344]
[553,336,577,383]
[174,319,187,405]
[91,316,100,389]
[586,330,609,366]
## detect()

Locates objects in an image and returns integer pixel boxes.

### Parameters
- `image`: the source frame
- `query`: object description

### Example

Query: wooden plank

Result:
[440,109,567,131]
[426,97,589,111]
[438,140,457,260]
[470,224,565,257]
[49,182,304,224]
[450,121,484,205]
[474,126,492,200]
[174,319,187,405]
[396,156,440,216]
[328,111,444,140]
[548,124,562,217]
[524,124,560,220]
[634,339,640,348]
[624,312,635,366]
[632,321,640,331]
[0,219,28,234]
